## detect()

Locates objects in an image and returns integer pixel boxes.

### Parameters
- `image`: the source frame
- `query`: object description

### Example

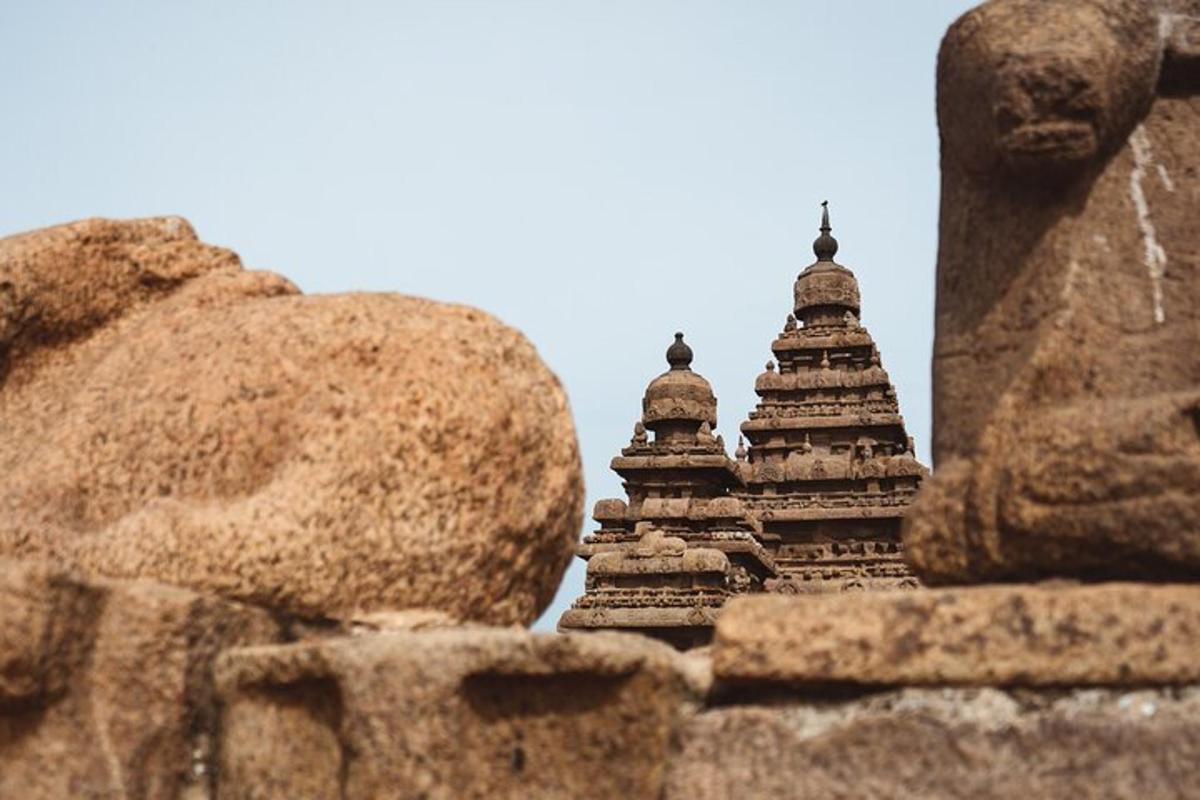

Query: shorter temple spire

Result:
[813,200,839,262]
[559,330,776,649]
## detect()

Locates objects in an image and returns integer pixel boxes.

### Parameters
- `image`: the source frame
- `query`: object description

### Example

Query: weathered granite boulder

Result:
[904,0,1200,583]
[0,558,282,799]
[215,627,707,799]
[666,687,1200,800]
[0,217,583,624]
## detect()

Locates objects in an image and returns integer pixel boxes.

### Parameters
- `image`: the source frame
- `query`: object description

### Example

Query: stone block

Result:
[713,583,1200,686]
[666,687,1200,800]
[0,559,281,799]
[216,627,706,799]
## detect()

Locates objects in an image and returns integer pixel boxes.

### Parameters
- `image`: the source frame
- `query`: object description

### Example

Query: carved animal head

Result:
[938,0,1163,182]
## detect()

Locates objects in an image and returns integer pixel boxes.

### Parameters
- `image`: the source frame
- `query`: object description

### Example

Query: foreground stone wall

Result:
[4,561,1200,799]
[0,559,283,799]
[668,688,1200,800]
[217,628,707,799]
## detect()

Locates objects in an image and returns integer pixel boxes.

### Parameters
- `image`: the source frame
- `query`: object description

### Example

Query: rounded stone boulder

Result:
[0,217,584,625]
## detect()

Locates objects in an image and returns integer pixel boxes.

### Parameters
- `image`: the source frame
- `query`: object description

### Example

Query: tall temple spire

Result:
[740,204,928,594]
[795,200,860,324]
[813,200,839,262]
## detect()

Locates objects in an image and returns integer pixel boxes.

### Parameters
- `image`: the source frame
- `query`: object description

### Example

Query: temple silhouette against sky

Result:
[560,203,928,647]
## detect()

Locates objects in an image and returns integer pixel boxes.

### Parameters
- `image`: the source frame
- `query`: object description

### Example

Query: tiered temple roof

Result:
[559,203,927,647]
[559,523,733,650]
[558,334,775,647]
[736,203,927,593]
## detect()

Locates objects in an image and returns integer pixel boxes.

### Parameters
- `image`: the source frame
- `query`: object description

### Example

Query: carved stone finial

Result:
[632,421,648,446]
[666,332,693,370]
[735,435,748,462]
[813,201,839,262]
[765,360,776,373]
[632,524,686,558]
[785,313,797,332]
[820,351,831,370]
[697,421,716,445]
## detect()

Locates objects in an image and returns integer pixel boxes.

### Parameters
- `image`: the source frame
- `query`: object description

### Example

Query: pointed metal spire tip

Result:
[813,200,839,261]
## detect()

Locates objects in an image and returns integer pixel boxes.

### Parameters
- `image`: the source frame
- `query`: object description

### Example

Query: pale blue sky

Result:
[1,1,976,628]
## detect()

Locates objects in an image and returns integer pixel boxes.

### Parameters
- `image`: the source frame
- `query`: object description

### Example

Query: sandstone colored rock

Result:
[666,686,1200,800]
[0,558,281,799]
[0,217,583,624]
[904,0,1200,583]
[713,583,1200,687]
[215,628,706,800]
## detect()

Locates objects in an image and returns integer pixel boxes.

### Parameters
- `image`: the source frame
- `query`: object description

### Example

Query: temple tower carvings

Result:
[737,203,927,593]
[558,334,776,648]
[560,204,927,648]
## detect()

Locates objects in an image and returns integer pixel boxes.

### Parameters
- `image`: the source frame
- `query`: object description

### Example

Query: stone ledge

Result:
[216,628,707,799]
[558,605,721,631]
[713,582,1200,686]
[666,686,1200,800]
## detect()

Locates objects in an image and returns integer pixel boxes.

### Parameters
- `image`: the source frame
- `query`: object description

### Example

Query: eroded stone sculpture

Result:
[904,0,1200,582]
[0,217,584,624]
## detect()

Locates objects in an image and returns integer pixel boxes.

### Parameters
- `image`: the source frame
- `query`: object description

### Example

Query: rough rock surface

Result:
[0,217,583,624]
[0,558,281,800]
[215,628,706,799]
[713,584,1200,687]
[666,686,1200,800]
[904,0,1200,583]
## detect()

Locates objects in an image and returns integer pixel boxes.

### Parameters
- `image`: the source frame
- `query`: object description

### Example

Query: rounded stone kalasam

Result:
[793,262,861,316]
[641,369,718,428]
[0,217,584,625]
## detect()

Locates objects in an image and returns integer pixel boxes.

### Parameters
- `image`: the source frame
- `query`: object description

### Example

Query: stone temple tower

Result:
[736,203,927,593]
[559,334,776,648]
